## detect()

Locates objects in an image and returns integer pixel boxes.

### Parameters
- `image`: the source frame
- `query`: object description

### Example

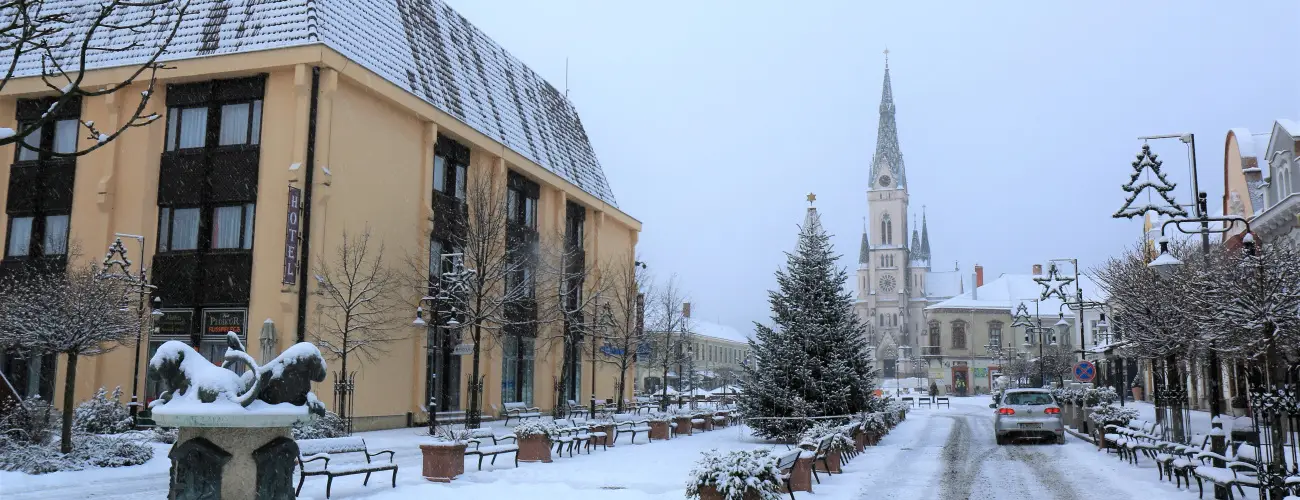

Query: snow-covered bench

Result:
[551,419,593,456]
[296,437,397,499]
[613,414,653,443]
[464,428,519,470]
[1192,442,1261,499]
[935,397,950,409]
[1155,433,1209,487]
[775,449,803,500]
[501,401,542,424]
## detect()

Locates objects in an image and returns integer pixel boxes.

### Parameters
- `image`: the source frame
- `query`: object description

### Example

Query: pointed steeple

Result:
[869,52,906,189]
[858,218,870,265]
[920,206,931,262]
[909,213,921,260]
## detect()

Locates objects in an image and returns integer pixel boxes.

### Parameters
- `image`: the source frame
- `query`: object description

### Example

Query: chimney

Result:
[1032,264,1042,275]
[682,302,691,318]
[975,264,984,287]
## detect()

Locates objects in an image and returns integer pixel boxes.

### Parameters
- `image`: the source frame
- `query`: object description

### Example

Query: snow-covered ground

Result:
[0,398,1243,499]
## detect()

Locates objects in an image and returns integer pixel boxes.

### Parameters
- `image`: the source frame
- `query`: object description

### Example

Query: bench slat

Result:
[298,437,368,456]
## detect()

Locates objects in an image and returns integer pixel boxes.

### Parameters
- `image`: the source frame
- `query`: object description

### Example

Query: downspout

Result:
[295,67,321,342]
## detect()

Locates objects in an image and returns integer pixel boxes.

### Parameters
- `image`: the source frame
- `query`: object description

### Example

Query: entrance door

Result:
[952,366,969,397]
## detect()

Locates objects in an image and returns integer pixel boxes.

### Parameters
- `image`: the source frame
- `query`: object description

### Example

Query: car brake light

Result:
[1044,407,1060,414]
[998,408,1015,415]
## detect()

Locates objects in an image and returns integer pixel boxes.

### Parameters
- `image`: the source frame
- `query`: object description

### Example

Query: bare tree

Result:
[1036,344,1076,386]
[533,231,609,418]
[643,276,692,411]
[597,256,650,413]
[310,227,403,425]
[0,263,140,453]
[441,170,532,428]
[0,0,188,154]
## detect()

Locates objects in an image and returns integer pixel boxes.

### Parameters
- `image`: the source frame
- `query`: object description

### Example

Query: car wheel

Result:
[995,435,1005,445]
[1056,435,1065,445]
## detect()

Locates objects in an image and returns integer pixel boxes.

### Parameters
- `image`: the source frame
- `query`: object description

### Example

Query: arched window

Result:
[988,321,1003,348]
[927,320,941,354]
[951,320,967,349]
[881,213,892,245]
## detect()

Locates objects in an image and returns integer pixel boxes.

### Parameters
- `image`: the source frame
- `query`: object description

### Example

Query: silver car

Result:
[991,389,1065,445]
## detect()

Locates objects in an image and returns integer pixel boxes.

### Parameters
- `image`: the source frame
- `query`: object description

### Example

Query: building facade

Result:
[921,265,1108,395]
[0,0,640,430]
[637,314,751,395]
[854,59,963,379]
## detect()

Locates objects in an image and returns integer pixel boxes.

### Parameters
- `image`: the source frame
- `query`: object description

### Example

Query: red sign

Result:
[1073,361,1097,383]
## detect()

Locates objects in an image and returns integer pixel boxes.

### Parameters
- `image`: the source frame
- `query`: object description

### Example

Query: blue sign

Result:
[1073,361,1096,383]
[600,344,625,356]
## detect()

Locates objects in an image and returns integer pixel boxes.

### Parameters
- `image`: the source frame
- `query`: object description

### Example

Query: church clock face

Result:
[879,274,897,294]
[878,175,892,188]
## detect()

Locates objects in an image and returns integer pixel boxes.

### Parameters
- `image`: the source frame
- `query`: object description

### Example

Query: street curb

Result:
[1064,426,1095,444]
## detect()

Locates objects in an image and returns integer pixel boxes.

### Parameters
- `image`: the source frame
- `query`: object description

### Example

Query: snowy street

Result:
[1,397,1212,500]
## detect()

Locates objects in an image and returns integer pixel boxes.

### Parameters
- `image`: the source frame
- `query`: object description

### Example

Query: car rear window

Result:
[1005,392,1054,405]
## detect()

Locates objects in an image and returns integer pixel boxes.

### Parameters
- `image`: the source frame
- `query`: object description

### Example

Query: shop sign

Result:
[155,310,194,337]
[204,309,248,337]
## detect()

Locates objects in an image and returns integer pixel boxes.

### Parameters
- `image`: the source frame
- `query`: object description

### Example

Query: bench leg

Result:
[491,454,498,465]
[391,468,397,488]
[812,467,821,485]
[364,471,372,486]
[296,474,306,496]
[326,476,334,499]
[478,455,485,471]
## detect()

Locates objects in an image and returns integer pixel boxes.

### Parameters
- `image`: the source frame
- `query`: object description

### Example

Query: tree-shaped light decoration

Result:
[1113,144,1189,219]
[1011,303,1034,329]
[1035,262,1075,301]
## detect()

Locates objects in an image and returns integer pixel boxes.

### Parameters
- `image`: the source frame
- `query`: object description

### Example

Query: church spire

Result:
[920,206,931,263]
[859,218,870,265]
[909,213,921,260]
[869,50,906,189]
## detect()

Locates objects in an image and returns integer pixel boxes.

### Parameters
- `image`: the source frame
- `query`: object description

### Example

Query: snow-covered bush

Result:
[152,426,178,444]
[0,433,153,474]
[1088,403,1138,426]
[1,396,59,445]
[798,422,853,451]
[861,413,887,435]
[685,449,783,500]
[646,413,671,423]
[1091,387,1119,406]
[73,387,133,435]
[291,411,348,440]
[512,421,556,439]
[431,427,473,444]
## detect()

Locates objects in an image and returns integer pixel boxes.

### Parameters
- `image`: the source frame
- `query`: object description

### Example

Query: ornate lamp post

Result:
[98,235,164,426]
[413,252,469,434]
[1013,301,1057,387]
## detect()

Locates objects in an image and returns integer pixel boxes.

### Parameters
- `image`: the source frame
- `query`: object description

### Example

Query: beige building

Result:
[854,59,963,379]
[637,316,751,395]
[921,265,1107,395]
[0,0,639,430]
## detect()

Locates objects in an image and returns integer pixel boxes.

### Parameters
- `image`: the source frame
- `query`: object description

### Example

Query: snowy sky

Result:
[446,0,1300,334]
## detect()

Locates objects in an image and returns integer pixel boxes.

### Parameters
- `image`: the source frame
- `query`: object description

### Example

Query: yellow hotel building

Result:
[0,0,640,430]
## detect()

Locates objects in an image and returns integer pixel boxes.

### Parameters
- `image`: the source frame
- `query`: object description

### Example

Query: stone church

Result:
[854,58,964,379]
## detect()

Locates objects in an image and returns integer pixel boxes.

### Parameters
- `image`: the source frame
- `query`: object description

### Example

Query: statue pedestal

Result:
[168,426,298,500]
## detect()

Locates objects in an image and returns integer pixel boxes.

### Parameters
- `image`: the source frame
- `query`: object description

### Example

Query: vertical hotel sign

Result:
[283,186,302,284]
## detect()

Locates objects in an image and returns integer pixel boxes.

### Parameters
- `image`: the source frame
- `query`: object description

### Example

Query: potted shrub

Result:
[861,414,887,446]
[1229,394,1248,417]
[647,414,673,440]
[1088,403,1138,449]
[1130,382,1144,402]
[673,412,694,436]
[514,421,555,463]
[686,449,783,500]
[420,427,472,482]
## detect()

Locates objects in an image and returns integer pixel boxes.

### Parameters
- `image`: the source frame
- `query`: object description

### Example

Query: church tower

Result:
[856,52,929,379]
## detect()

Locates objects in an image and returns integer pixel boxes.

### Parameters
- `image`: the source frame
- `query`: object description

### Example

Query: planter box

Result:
[864,431,880,446]
[673,417,693,436]
[853,431,865,452]
[420,443,466,482]
[649,421,672,440]
[814,450,842,474]
[780,456,814,494]
[691,417,708,432]
[594,423,616,447]
[517,435,552,463]
[697,484,762,500]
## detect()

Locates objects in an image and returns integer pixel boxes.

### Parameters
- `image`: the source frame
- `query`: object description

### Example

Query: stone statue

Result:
[148,332,326,415]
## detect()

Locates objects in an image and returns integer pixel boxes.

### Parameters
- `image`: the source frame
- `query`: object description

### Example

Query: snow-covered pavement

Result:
[0,399,1228,499]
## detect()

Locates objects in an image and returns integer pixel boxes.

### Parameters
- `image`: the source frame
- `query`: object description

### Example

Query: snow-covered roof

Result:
[1276,119,1300,140]
[925,270,964,300]
[689,320,751,344]
[925,273,1107,317]
[2,0,618,206]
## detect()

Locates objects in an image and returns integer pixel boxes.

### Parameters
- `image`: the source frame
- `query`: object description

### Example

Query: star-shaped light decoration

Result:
[1035,262,1075,301]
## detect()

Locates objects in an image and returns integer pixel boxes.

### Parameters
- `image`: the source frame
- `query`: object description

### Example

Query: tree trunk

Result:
[660,364,669,412]
[339,350,348,430]
[554,338,572,418]
[1166,355,1186,442]
[616,362,628,413]
[469,323,483,428]
[60,352,78,454]
[1265,342,1288,500]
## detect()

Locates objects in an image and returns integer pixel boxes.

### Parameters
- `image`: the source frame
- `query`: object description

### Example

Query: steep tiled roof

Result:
[3,0,618,206]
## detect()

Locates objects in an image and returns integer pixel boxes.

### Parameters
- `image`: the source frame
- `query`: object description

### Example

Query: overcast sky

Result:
[447,0,1299,333]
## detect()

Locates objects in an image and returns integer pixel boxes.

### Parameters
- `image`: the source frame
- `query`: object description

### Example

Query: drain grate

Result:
[600,486,627,490]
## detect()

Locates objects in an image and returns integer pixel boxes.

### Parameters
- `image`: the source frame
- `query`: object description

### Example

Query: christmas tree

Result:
[1113,144,1189,219]
[739,204,878,441]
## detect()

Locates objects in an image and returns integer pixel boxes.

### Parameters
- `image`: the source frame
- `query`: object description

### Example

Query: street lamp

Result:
[98,235,161,427]
[414,252,469,434]
[1147,238,1182,279]
[1014,300,1056,387]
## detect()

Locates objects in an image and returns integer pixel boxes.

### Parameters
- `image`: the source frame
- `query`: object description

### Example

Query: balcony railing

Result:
[920,346,942,357]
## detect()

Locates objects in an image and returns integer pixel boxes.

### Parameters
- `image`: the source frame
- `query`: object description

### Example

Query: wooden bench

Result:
[917,398,932,409]
[935,397,950,408]
[551,419,594,456]
[810,435,837,483]
[901,396,914,408]
[501,402,542,424]
[613,414,653,443]
[1156,433,1209,487]
[464,428,519,470]
[296,437,397,499]
[775,449,802,500]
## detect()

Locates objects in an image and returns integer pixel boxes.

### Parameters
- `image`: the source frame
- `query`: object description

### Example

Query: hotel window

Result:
[212,204,255,249]
[218,101,262,146]
[158,207,200,251]
[42,215,68,255]
[434,136,470,200]
[52,119,79,154]
[5,217,33,257]
[15,122,39,161]
[165,106,208,151]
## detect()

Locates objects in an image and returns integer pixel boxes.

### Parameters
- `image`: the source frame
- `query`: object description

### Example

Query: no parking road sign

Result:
[1073,361,1096,383]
